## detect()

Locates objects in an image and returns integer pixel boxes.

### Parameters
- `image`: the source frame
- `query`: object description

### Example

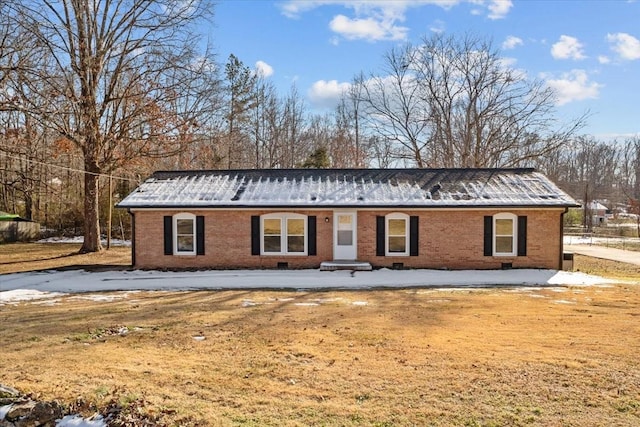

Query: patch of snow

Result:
[37,236,131,247]
[563,235,640,246]
[0,289,66,305]
[294,302,320,307]
[553,299,577,305]
[352,301,369,306]
[56,414,107,427]
[0,404,11,420]
[1,408,107,427]
[192,336,206,341]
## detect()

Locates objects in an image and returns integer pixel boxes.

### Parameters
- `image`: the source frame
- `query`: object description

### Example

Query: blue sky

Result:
[212,0,640,140]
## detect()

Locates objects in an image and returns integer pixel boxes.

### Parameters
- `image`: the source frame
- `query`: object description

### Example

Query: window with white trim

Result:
[386,213,409,256]
[493,213,517,256]
[174,213,196,255]
[261,213,307,255]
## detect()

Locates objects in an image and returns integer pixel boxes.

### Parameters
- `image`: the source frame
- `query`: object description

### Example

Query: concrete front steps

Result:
[320,260,373,271]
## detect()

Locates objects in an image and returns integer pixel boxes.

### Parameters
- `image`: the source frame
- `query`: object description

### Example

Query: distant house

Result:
[586,201,609,226]
[117,168,578,271]
[0,212,40,243]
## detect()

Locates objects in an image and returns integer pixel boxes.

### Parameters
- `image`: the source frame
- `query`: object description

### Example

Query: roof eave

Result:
[117,203,579,210]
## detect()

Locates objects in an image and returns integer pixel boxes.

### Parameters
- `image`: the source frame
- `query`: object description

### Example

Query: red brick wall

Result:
[131,208,564,270]
[357,209,563,270]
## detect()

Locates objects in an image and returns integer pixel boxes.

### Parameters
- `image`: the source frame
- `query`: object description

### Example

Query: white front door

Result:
[334,211,357,260]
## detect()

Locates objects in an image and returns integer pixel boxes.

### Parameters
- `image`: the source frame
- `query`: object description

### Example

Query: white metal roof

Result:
[117,168,578,209]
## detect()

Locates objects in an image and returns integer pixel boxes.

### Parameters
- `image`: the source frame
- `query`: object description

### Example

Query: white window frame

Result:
[261,213,307,256]
[173,212,196,256]
[386,213,409,257]
[493,212,517,257]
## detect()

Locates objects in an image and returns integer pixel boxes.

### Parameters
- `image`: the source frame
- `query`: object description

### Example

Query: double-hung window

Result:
[173,213,196,255]
[262,213,307,255]
[493,213,517,256]
[386,213,409,256]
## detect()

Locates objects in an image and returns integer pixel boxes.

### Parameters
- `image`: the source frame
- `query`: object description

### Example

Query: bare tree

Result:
[619,137,640,200]
[356,33,585,168]
[416,33,585,168]
[248,75,279,168]
[281,84,306,168]
[1,0,217,252]
[357,44,431,167]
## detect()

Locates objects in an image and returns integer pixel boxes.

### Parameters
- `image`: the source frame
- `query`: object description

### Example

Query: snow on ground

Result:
[0,267,623,305]
[36,236,131,246]
[0,408,106,427]
[564,235,640,245]
[55,415,106,427]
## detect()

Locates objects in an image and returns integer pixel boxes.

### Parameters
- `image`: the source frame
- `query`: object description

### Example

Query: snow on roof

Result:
[117,168,578,209]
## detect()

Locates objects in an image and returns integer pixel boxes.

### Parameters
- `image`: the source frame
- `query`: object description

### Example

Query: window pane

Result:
[337,230,353,246]
[287,218,304,235]
[177,236,194,252]
[264,219,281,235]
[264,236,281,252]
[495,219,513,235]
[388,219,406,236]
[176,219,193,234]
[287,236,305,252]
[389,236,406,253]
[496,236,513,253]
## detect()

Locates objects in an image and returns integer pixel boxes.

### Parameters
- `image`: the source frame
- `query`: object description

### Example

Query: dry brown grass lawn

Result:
[0,242,130,274]
[1,244,639,426]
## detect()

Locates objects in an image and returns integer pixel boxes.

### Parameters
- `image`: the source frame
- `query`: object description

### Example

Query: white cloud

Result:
[255,60,274,77]
[429,19,445,34]
[329,14,408,41]
[486,0,513,19]
[606,32,640,60]
[598,55,611,64]
[307,79,351,108]
[551,35,586,60]
[544,70,602,105]
[498,57,518,68]
[502,35,523,50]
[278,1,513,43]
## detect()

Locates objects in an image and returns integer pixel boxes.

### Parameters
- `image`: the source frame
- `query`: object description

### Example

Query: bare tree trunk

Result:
[81,155,102,252]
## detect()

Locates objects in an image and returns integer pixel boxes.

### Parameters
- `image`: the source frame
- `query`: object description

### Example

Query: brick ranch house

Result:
[117,168,578,270]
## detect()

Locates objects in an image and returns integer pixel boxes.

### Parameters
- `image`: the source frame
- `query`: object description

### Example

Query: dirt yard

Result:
[1,243,639,426]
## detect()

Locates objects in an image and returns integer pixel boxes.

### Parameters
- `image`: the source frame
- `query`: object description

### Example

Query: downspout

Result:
[559,207,568,270]
[127,209,135,268]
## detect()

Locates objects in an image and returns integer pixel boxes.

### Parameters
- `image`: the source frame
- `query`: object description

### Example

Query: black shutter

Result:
[251,215,260,255]
[308,216,317,256]
[517,216,527,256]
[376,216,385,256]
[163,216,173,255]
[410,216,419,256]
[196,216,205,255]
[483,216,493,256]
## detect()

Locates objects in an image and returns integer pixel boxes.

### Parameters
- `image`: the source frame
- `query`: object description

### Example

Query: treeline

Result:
[0,1,638,243]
